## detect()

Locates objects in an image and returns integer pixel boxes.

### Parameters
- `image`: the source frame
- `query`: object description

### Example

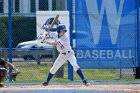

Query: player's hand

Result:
[43,32,49,37]
[40,32,49,43]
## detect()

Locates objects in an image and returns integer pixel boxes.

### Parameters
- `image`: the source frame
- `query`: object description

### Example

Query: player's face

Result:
[59,30,65,36]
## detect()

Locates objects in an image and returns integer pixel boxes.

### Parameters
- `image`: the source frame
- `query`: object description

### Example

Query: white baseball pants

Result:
[50,50,80,74]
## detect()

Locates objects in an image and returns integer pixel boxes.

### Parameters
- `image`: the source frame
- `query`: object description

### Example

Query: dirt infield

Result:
[1,84,140,93]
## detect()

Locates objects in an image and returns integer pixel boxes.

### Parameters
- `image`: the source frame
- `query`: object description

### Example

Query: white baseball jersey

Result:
[48,32,80,74]
[49,32,72,53]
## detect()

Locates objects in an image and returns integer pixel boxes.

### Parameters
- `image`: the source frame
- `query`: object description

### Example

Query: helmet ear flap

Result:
[57,30,60,33]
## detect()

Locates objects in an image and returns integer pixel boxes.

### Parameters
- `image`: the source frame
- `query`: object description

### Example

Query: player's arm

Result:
[5,62,20,82]
[5,62,16,70]
[46,36,66,46]
[5,62,15,69]
[0,58,15,70]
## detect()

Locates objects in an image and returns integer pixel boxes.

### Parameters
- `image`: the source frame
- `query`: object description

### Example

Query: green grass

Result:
[15,63,140,83]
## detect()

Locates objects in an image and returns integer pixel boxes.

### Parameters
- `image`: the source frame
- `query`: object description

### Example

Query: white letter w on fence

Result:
[86,0,124,44]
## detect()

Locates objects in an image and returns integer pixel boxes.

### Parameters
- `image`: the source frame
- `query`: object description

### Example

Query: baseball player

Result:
[42,24,90,86]
[0,54,20,87]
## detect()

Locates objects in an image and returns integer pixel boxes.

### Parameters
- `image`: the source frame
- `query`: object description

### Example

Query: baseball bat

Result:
[41,14,59,43]
[47,14,59,32]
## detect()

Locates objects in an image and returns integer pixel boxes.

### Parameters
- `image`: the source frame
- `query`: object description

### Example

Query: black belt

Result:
[62,51,70,54]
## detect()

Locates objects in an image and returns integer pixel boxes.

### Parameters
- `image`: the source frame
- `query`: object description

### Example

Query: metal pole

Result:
[137,0,140,67]
[8,0,13,81]
[134,0,140,79]
[67,0,74,81]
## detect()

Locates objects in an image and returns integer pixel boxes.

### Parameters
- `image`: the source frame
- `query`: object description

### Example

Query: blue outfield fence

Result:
[75,0,139,68]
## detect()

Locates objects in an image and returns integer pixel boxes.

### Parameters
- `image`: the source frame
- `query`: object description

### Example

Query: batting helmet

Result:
[57,24,67,33]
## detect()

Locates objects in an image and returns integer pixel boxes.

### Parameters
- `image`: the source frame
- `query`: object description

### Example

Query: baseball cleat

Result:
[42,81,49,86]
[83,80,90,86]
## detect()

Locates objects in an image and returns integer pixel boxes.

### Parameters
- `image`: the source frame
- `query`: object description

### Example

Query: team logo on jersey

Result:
[42,18,60,32]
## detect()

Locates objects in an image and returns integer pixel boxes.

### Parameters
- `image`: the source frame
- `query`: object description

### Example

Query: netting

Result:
[75,0,138,68]
[0,0,140,83]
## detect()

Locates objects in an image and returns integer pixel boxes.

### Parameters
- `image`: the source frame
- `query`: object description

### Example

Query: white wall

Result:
[20,0,30,13]
[3,0,8,13]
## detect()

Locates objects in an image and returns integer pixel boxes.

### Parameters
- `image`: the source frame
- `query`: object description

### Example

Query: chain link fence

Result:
[0,0,140,83]
[0,0,70,83]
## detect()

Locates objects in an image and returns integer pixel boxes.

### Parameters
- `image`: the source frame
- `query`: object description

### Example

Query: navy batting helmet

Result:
[57,24,67,33]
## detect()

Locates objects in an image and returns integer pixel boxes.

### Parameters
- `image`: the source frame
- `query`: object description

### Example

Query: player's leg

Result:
[67,54,84,80]
[0,68,8,87]
[68,53,90,86]
[0,75,4,87]
[42,54,67,86]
